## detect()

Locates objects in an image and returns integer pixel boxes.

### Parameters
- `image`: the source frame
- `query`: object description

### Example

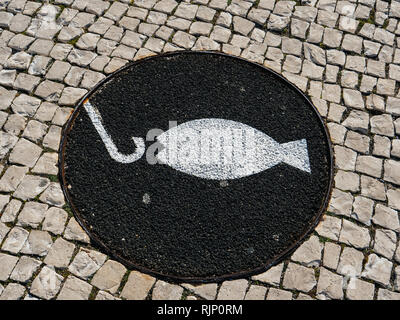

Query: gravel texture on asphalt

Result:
[62,52,332,281]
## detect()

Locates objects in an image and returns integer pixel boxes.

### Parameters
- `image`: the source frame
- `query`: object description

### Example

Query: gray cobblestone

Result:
[291,235,323,267]
[42,207,68,235]
[374,229,397,260]
[68,247,106,279]
[14,73,41,93]
[0,253,19,281]
[340,70,358,88]
[121,271,156,300]
[363,254,393,286]
[4,114,26,136]
[182,283,218,300]
[0,283,25,300]
[337,246,364,277]
[63,217,90,243]
[361,175,387,201]
[268,13,289,31]
[316,267,343,300]
[30,266,63,300]
[0,0,399,301]
[356,155,383,178]
[339,219,370,249]
[2,226,29,254]
[57,275,92,300]
[1,199,21,224]
[95,290,119,300]
[0,165,28,192]
[346,278,375,300]
[39,182,65,207]
[352,195,374,225]
[244,285,267,300]
[17,202,48,228]
[323,242,341,270]
[8,34,34,50]
[154,0,178,14]
[20,230,52,256]
[9,138,42,167]
[373,135,391,158]
[316,215,342,241]
[152,280,184,300]
[373,204,400,232]
[251,263,283,286]
[10,255,41,283]
[377,289,400,300]
[283,263,316,293]
[266,288,292,300]
[387,188,400,210]
[216,279,248,300]
[42,125,62,150]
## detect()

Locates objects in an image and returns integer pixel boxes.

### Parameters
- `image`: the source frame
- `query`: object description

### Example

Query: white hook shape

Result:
[83,100,145,163]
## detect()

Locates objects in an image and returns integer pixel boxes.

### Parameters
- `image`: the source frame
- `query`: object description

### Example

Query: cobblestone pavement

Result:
[0,0,400,301]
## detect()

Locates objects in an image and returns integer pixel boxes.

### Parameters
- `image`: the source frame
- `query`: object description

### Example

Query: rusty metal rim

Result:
[58,50,335,284]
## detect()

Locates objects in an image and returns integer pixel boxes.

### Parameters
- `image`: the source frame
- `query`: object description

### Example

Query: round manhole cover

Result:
[60,51,333,283]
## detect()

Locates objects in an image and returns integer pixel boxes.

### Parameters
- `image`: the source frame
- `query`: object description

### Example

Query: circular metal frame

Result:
[59,50,334,284]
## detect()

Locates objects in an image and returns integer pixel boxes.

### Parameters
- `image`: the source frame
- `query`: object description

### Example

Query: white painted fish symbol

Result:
[84,101,311,180]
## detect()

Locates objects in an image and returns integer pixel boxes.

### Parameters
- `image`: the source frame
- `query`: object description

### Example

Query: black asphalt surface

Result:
[61,52,332,282]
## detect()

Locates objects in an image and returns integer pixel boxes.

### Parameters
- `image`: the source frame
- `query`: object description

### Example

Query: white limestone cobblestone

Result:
[0,0,399,300]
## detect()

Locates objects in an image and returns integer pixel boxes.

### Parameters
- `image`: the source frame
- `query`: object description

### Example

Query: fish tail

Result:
[279,139,311,173]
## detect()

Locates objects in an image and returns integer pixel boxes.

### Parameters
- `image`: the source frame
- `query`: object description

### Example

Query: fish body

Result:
[156,118,311,180]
